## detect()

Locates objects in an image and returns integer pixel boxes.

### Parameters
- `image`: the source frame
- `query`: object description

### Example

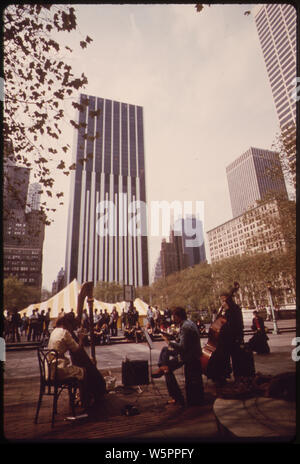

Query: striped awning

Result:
[19,279,81,319]
[19,279,150,318]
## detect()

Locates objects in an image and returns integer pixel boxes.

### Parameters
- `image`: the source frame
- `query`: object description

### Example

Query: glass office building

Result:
[65,94,149,286]
[226,147,288,218]
[254,4,296,132]
[173,216,206,266]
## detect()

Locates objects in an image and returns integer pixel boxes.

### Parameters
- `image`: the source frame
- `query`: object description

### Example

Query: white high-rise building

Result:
[253,4,296,132]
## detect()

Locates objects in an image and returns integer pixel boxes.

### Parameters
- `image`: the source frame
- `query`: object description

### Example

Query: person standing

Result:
[36,310,45,342]
[153,306,161,332]
[121,308,127,331]
[27,309,39,342]
[110,307,119,336]
[146,306,155,330]
[132,306,139,327]
[11,310,21,342]
[21,313,29,337]
[207,289,244,386]
[152,307,204,407]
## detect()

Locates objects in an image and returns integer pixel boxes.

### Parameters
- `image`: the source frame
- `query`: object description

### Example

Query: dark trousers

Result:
[158,347,204,406]
[184,359,204,406]
[27,324,38,341]
[158,346,181,369]
[11,324,20,342]
[110,322,118,336]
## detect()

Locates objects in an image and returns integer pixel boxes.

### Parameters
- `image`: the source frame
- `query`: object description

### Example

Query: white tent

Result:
[19,279,81,318]
[19,279,150,320]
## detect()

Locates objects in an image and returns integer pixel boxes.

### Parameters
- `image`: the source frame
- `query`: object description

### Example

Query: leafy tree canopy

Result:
[4,276,41,312]
[4,4,93,224]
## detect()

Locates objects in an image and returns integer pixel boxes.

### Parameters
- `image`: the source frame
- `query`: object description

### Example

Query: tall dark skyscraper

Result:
[159,216,206,279]
[226,147,288,218]
[65,94,149,286]
[173,216,206,266]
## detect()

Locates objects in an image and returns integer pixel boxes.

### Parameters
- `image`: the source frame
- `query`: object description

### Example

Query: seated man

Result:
[133,322,145,343]
[94,322,110,345]
[48,313,106,412]
[152,307,204,407]
[248,310,270,354]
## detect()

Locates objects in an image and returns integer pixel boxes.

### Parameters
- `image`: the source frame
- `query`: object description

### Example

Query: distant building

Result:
[3,160,45,294]
[3,209,45,291]
[253,4,296,133]
[4,163,30,212]
[26,182,42,212]
[173,216,206,266]
[226,147,288,218]
[160,234,182,279]
[153,254,163,282]
[207,199,287,263]
[160,216,206,279]
[52,267,65,295]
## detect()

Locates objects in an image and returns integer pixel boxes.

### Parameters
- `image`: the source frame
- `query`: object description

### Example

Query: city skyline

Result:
[39,4,295,291]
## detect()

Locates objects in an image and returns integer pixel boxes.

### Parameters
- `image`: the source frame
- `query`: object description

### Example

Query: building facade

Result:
[226,147,288,218]
[52,267,65,295]
[153,254,163,282]
[207,199,286,263]
[173,216,206,266]
[26,182,42,212]
[3,163,30,212]
[4,202,45,291]
[65,94,149,286]
[159,217,206,279]
[253,4,296,132]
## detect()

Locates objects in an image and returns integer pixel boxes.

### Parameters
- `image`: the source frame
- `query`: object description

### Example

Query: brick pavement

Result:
[3,368,219,442]
[3,321,297,443]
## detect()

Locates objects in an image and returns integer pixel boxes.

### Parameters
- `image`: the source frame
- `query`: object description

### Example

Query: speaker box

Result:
[122,360,149,386]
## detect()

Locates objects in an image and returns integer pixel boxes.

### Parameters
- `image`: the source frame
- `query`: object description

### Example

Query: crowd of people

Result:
[4,288,274,415]
[4,308,51,343]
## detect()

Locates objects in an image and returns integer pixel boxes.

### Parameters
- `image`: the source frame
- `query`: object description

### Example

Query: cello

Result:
[200,282,240,375]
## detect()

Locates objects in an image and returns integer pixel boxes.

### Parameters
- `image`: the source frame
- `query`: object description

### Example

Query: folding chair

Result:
[34,347,79,427]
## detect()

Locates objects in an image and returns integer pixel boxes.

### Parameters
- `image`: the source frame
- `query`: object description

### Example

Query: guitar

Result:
[158,328,179,342]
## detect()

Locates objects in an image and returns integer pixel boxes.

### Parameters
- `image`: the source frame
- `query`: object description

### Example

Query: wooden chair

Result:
[34,347,79,427]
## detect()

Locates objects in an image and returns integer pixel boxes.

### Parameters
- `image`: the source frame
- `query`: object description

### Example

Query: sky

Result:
[41,3,280,291]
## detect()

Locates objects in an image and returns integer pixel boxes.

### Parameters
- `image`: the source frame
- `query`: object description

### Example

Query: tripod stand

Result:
[141,328,166,406]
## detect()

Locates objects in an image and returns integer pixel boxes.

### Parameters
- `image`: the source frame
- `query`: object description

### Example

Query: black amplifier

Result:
[122,360,149,386]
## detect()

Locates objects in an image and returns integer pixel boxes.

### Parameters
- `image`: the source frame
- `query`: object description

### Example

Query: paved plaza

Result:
[2,319,298,444]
